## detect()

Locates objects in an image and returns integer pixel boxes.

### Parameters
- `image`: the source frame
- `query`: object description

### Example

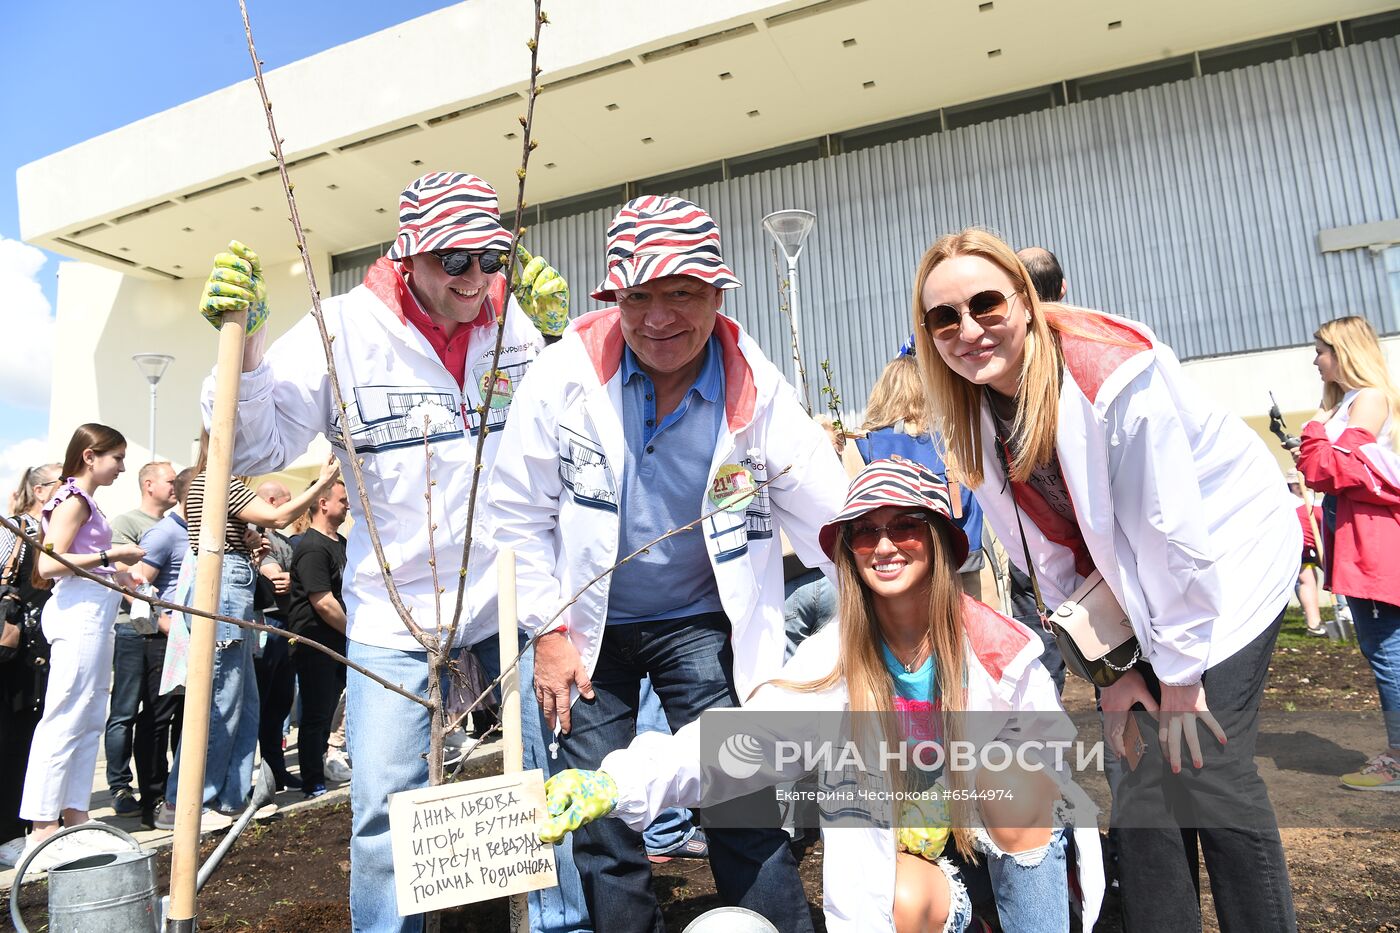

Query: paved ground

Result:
[0,723,503,891]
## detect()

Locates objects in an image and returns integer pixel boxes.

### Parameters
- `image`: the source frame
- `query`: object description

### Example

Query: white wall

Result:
[48,250,333,514]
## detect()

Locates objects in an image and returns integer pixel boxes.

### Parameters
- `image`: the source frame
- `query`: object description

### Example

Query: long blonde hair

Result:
[861,356,929,434]
[910,229,1060,487]
[1316,316,1400,450]
[771,517,976,858]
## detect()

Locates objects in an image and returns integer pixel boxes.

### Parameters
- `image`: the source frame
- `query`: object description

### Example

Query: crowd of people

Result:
[0,167,1396,933]
[0,431,364,867]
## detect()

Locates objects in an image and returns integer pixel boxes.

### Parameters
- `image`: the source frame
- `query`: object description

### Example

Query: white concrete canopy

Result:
[18,0,1392,282]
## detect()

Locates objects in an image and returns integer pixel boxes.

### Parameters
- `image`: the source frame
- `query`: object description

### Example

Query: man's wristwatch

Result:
[100,550,110,567]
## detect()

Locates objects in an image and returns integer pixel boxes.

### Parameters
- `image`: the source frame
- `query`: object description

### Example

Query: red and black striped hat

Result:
[386,172,513,260]
[817,456,968,563]
[590,196,742,301]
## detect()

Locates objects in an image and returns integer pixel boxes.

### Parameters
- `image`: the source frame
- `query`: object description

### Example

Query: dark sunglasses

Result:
[845,511,934,555]
[433,249,507,277]
[922,289,1018,339]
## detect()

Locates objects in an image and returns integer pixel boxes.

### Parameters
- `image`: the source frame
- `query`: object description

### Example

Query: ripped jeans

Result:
[936,826,1069,933]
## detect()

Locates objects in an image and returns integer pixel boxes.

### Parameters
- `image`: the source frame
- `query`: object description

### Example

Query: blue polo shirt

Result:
[138,512,189,603]
[607,335,726,624]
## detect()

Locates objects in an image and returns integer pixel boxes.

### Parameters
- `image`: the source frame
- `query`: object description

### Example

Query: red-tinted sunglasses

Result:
[923,289,1018,339]
[845,511,934,554]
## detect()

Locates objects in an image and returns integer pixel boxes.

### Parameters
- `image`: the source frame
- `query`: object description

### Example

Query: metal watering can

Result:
[8,823,158,932]
[9,761,278,932]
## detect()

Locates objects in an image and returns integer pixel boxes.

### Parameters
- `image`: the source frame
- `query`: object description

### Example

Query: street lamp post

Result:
[762,209,817,411]
[132,353,175,458]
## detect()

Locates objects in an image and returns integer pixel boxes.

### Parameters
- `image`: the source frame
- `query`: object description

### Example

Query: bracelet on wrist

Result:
[100,550,110,567]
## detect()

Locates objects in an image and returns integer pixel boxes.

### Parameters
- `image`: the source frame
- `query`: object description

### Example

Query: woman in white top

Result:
[19,424,143,866]
[909,228,1299,931]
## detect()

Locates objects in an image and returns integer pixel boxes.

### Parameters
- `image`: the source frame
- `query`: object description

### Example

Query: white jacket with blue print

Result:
[201,258,542,652]
[484,306,848,701]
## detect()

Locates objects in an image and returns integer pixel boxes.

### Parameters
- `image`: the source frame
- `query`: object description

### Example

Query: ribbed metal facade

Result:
[336,37,1400,409]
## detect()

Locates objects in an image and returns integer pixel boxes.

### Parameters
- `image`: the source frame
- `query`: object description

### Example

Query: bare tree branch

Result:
[444,1,550,655]
[0,515,430,709]
[238,0,435,654]
[437,467,794,738]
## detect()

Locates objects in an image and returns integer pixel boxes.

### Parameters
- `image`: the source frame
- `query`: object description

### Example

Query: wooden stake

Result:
[166,309,247,930]
[497,547,529,933]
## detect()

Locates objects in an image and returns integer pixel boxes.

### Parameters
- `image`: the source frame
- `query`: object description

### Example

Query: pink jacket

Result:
[1298,421,1400,606]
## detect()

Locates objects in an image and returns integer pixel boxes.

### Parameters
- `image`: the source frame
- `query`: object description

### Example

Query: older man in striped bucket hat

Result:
[488,196,848,932]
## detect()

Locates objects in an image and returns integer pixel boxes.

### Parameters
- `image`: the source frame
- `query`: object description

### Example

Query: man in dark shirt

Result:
[252,481,300,791]
[287,479,349,798]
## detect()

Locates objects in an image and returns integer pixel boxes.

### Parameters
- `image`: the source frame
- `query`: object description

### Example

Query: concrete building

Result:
[18,0,1400,509]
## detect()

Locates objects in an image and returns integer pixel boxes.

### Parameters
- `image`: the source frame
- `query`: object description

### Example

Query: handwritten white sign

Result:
[388,769,557,915]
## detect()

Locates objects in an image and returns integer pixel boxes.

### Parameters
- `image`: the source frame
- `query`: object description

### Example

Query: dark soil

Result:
[7,612,1396,931]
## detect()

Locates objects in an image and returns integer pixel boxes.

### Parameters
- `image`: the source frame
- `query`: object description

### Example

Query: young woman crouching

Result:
[539,458,1102,932]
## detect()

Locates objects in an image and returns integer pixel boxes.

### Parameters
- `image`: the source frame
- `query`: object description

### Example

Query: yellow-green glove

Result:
[539,769,617,844]
[895,788,951,861]
[199,240,270,335]
[512,243,570,337]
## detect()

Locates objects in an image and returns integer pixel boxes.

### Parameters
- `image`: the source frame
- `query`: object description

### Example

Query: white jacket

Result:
[202,258,542,651]
[601,596,1105,932]
[975,311,1299,685]
[485,306,847,700]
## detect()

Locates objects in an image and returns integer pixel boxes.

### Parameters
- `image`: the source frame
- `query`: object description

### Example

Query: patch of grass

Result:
[1278,605,1354,651]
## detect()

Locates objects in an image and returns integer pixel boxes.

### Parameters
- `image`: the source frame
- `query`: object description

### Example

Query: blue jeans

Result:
[345,635,589,933]
[1349,597,1400,748]
[636,679,696,855]
[166,553,260,812]
[104,624,146,793]
[783,571,836,661]
[981,827,1069,931]
[554,612,814,933]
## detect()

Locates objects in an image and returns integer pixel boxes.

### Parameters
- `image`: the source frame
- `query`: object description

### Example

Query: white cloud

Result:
[0,238,54,412]
[0,437,54,491]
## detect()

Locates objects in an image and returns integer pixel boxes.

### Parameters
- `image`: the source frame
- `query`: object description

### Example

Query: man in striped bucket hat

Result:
[488,195,847,931]
[192,170,583,933]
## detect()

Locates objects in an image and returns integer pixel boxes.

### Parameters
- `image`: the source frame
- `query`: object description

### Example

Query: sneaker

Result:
[18,834,100,873]
[68,821,129,852]
[646,829,708,863]
[440,732,480,773]
[1341,753,1400,791]
[272,769,302,792]
[153,803,234,832]
[304,783,328,800]
[112,788,141,816]
[0,836,25,867]
[324,749,353,784]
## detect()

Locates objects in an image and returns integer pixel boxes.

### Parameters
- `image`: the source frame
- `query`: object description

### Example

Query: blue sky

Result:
[0,0,458,480]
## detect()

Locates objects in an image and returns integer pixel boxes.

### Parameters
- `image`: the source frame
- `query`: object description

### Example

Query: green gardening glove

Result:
[512,243,570,337]
[895,787,951,861]
[199,240,270,335]
[539,769,618,844]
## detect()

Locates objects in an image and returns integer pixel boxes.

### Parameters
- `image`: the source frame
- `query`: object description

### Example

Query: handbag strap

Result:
[1,517,28,588]
[986,395,1050,630]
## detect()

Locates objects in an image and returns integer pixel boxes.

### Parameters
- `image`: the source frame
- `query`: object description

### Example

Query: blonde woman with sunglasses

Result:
[909,228,1300,931]
[538,458,1104,933]
[1296,315,1400,791]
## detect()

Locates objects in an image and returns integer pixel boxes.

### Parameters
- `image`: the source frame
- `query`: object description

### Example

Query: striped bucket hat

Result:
[818,456,968,564]
[386,172,513,260]
[590,196,742,301]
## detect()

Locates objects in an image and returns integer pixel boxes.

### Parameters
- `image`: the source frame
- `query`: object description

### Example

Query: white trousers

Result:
[20,576,120,821]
